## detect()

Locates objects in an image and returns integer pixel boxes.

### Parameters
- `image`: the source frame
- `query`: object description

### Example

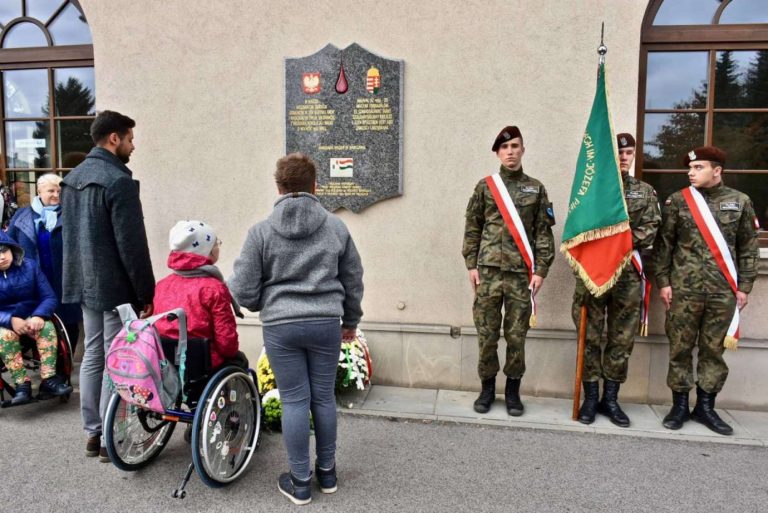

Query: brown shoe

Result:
[85,435,100,457]
[99,446,110,463]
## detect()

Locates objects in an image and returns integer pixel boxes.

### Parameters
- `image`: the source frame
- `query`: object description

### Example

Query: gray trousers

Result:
[263,319,341,480]
[80,305,122,442]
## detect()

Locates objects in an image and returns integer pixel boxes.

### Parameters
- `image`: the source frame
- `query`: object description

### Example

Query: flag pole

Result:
[572,25,608,421]
[572,304,588,420]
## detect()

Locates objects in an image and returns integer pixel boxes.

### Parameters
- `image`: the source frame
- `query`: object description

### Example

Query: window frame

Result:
[637,0,768,245]
[0,0,93,191]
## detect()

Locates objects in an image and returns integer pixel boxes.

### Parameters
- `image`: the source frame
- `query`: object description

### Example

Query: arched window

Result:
[0,0,94,207]
[638,0,768,244]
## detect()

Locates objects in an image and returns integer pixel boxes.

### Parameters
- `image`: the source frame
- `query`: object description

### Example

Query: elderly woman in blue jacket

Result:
[0,231,72,405]
[7,173,81,351]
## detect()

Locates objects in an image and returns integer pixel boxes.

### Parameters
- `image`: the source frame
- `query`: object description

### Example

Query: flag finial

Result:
[597,22,607,64]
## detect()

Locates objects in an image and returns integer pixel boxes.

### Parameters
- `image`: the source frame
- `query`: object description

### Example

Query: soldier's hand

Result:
[529,275,544,297]
[659,286,672,311]
[736,291,748,310]
[468,269,480,295]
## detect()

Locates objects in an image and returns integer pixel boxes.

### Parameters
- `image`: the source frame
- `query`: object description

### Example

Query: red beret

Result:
[492,126,523,152]
[616,133,635,149]
[684,146,727,167]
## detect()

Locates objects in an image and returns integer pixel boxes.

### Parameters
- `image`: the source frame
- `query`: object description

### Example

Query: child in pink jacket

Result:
[153,220,245,370]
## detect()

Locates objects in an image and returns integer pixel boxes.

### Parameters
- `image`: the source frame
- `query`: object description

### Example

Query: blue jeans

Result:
[263,319,341,480]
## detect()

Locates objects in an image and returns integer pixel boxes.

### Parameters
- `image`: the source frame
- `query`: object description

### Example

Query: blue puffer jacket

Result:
[6,205,81,324]
[0,231,57,329]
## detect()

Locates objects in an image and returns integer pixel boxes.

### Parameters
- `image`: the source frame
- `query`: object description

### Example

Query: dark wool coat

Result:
[61,147,155,311]
[7,206,82,324]
[0,231,57,329]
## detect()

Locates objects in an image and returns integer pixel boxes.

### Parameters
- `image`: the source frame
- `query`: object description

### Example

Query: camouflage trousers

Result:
[571,270,641,383]
[473,266,531,380]
[666,290,735,394]
[0,322,58,384]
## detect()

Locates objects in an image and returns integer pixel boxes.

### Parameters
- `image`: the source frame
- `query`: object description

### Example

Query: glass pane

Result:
[3,69,49,118]
[8,172,33,208]
[723,173,768,231]
[27,0,65,23]
[712,113,768,170]
[644,113,706,169]
[5,120,51,168]
[0,1,21,25]
[654,0,720,25]
[646,52,708,109]
[641,172,691,207]
[719,0,768,24]
[715,50,768,108]
[2,21,48,48]
[54,67,95,115]
[48,2,91,45]
[57,119,91,167]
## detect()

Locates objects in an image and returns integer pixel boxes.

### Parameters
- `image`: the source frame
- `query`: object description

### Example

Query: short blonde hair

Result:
[37,173,62,189]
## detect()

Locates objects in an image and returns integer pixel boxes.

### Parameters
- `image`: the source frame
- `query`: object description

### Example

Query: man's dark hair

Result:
[90,110,136,145]
[274,153,317,194]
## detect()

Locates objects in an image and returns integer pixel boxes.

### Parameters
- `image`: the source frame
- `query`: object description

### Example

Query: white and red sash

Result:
[630,250,651,337]
[681,186,740,349]
[485,173,537,327]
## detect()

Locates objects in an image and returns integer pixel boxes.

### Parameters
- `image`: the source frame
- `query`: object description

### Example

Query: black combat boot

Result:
[662,391,690,430]
[691,386,733,435]
[578,381,600,424]
[505,377,524,416]
[11,381,32,406]
[597,379,630,427]
[473,378,495,414]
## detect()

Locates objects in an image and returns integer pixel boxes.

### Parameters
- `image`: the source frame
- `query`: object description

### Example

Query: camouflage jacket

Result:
[623,173,661,252]
[654,183,759,294]
[462,166,556,276]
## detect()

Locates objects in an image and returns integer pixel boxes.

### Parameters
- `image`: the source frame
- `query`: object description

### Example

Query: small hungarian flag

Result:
[561,62,632,297]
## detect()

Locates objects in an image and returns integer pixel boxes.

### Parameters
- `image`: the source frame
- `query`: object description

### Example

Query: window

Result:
[638,0,768,245]
[0,0,93,207]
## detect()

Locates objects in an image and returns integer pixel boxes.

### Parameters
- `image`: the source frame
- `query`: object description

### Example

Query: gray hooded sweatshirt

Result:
[229,193,364,327]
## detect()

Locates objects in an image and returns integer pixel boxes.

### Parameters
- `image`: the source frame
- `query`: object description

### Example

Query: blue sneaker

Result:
[278,472,312,505]
[315,463,337,494]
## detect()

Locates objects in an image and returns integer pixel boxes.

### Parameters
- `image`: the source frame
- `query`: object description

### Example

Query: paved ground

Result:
[2,389,768,513]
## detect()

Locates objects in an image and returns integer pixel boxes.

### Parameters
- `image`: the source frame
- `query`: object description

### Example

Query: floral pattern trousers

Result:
[0,322,57,384]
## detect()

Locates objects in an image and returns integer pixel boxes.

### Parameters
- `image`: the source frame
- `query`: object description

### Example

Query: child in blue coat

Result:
[0,231,72,405]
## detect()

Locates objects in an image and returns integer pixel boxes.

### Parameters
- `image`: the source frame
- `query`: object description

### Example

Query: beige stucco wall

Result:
[77,0,767,407]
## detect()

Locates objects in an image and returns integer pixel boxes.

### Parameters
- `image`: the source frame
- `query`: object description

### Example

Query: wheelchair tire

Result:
[191,366,261,488]
[104,392,176,471]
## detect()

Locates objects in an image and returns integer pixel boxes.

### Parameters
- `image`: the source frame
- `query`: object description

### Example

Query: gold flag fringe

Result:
[529,313,537,328]
[638,322,648,337]
[560,222,632,298]
[724,335,738,351]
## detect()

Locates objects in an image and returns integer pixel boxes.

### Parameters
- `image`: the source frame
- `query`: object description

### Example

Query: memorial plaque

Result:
[285,43,403,212]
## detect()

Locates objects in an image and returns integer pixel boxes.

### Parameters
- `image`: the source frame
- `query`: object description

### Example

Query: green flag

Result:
[561,62,632,297]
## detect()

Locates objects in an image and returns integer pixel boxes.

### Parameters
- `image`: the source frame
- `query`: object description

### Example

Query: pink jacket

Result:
[153,251,239,369]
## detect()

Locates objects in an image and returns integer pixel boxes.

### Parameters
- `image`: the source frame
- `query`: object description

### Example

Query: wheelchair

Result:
[0,313,73,408]
[103,308,261,498]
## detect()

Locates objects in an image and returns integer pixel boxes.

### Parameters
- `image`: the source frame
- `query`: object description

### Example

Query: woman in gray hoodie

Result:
[230,153,364,505]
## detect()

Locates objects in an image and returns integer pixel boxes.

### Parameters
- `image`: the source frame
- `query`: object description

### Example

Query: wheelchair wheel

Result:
[104,392,176,471]
[191,366,261,488]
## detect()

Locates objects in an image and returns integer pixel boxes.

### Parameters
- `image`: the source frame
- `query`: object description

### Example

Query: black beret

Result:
[684,146,727,167]
[616,133,635,149]
[492,126,523,152]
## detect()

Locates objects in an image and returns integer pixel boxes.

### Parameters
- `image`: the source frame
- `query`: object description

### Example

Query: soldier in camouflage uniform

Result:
[462,125,555,416]
[654,145,759,435]
[572,133,660,427]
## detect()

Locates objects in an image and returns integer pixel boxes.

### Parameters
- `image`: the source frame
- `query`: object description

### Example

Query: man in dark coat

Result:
[61,110,155,460]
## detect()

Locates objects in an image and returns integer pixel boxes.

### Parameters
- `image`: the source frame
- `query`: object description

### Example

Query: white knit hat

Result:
[169,220,217,257]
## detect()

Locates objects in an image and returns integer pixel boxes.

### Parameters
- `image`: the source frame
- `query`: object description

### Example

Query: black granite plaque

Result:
[285,43,403,212]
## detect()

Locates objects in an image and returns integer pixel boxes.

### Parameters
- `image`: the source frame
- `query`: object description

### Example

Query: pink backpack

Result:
[106,306,188,413]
